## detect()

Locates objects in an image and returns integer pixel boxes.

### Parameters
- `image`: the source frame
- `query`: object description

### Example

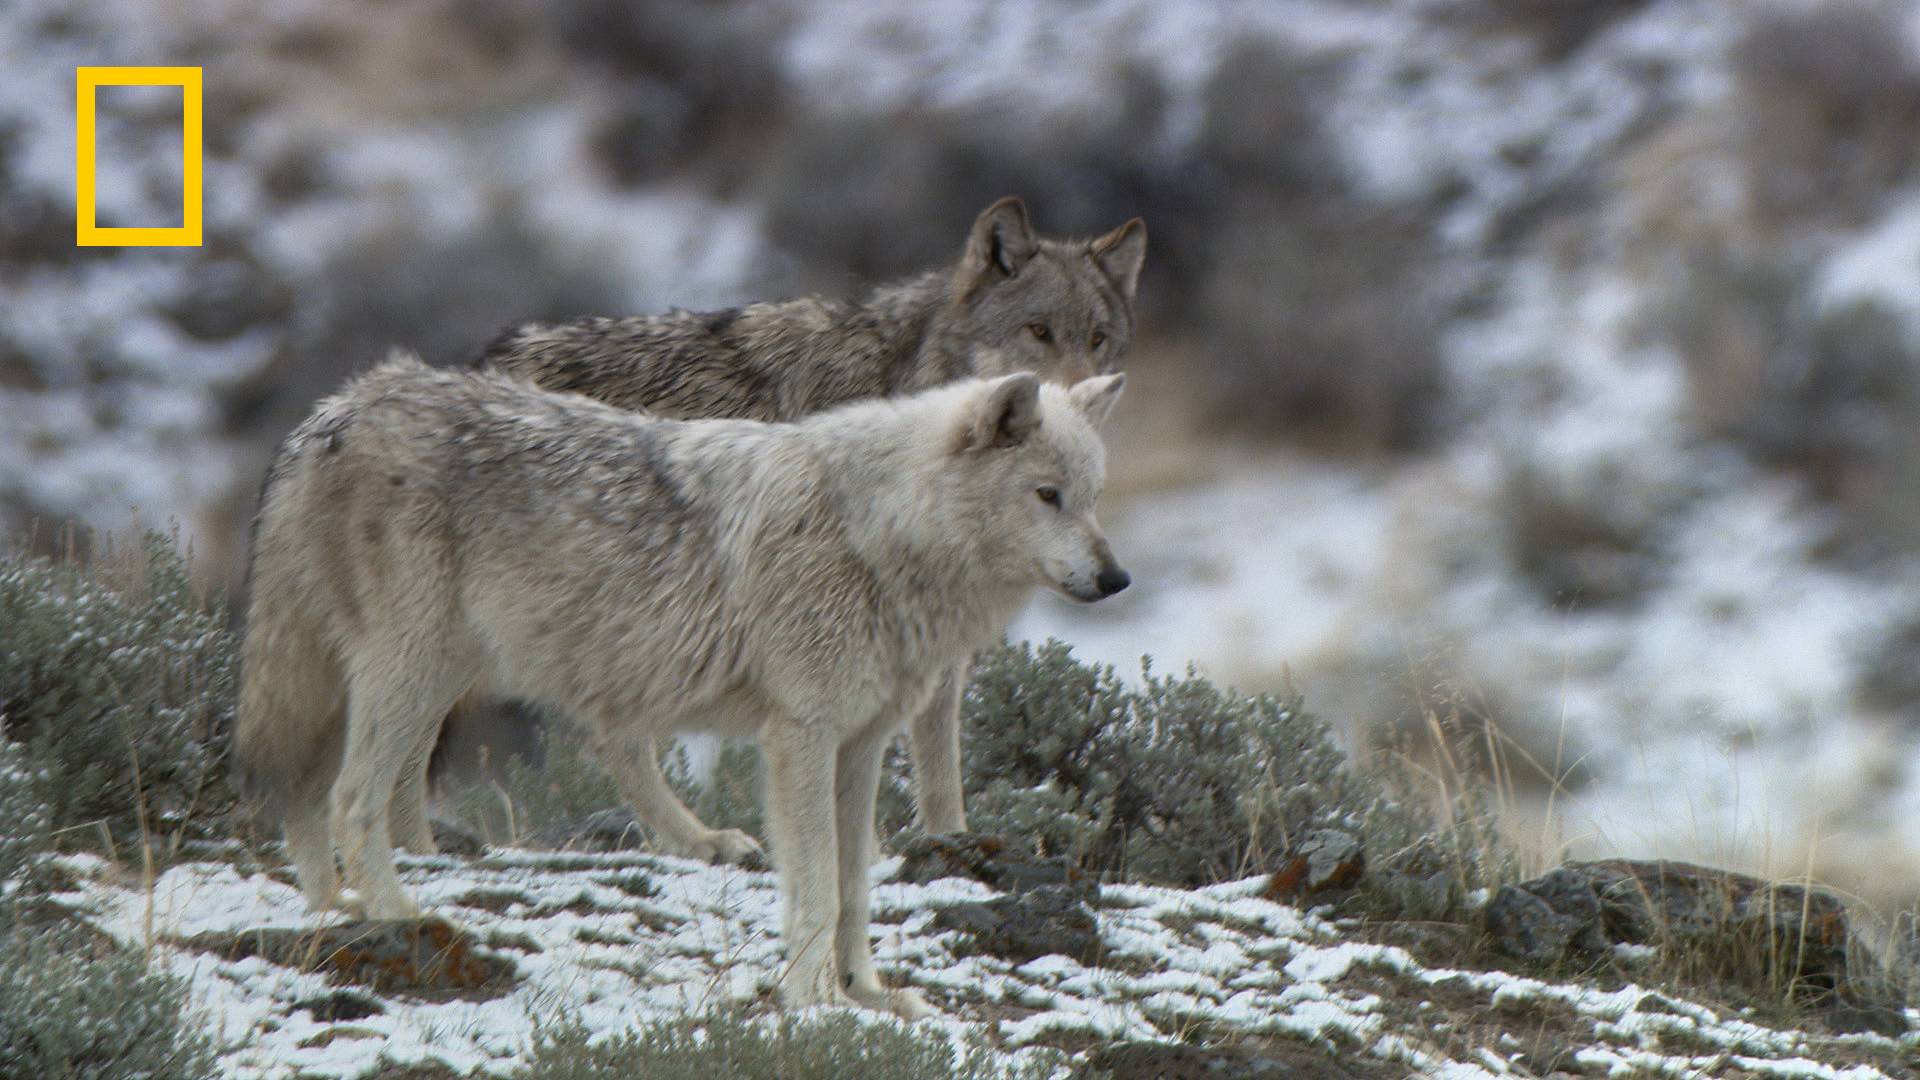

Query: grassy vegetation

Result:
[0,530,235,856]
[517,1010,1056,1080]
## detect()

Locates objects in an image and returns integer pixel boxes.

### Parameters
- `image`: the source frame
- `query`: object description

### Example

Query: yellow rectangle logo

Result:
[75,66,203,247]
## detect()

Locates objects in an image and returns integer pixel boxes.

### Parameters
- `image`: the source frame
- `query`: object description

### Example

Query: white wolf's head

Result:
[946,371,1129,603]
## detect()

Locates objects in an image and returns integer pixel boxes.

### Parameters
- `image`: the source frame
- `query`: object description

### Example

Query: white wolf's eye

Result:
[1028,323,1053,343]
[1036,486,1061,507]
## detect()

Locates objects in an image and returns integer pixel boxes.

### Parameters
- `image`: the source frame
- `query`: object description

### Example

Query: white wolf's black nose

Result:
[1095,567,1131,597]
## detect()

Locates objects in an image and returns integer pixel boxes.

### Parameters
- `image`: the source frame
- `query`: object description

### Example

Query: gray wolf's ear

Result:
[966,372,1043,450]
[962,197,1039,286]
[1068,372,1126,430]
[1091,218,1147,302]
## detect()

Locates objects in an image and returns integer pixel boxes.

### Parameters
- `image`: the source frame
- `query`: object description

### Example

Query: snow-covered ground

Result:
[51,848,1920,1078]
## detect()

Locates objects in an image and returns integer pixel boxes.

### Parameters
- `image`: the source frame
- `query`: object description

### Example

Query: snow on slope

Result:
[51,849,1920,1078]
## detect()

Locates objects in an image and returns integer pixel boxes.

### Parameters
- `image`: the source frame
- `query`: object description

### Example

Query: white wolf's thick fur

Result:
[236,354,1125,1017]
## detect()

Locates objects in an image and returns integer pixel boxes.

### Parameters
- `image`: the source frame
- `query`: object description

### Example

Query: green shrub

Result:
[451,719,763,845]
[665,737,764,840]
[461,640,1501,904]
[0,742,51,893]
[0,532,235,852]
[0,921,219,1080]
[454,720,624,843]
[942,640,1433,888]
[519,1010,1052,1080]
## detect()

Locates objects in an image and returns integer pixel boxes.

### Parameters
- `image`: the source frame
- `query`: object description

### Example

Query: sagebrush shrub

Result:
[0,742,50,891]
[0,921,218,1080]
[947,640,1430,887]
[0,532,235,851]
[520,1010,1051,1080]
[451,719,763,846]
[466,640,1484,897]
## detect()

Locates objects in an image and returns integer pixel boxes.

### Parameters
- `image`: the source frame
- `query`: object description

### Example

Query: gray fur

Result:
[476,197,1146,418]
[235,353,1126,1017]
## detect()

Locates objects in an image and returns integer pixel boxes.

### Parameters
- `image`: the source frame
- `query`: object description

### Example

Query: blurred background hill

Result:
[5,0,1920,913]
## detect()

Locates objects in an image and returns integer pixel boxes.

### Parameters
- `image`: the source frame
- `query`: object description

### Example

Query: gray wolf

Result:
[426,196,1145,847]
[235,353,1127,1017]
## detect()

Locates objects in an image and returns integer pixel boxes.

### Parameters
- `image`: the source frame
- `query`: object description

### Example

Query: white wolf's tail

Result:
[234,426,353,906]
[235,582,347,906]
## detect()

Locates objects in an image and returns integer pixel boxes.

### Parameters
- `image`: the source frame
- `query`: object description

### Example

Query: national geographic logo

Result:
[75,66,203,247]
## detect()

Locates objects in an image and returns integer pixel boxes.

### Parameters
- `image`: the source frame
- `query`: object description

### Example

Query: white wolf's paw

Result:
[847,981,939,1021]
[339,889,423,922]
[779,978,862,1012]
[686,827,765,868]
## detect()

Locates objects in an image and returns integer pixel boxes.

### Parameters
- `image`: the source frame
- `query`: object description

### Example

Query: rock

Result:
[1369,837,1458,918]
[178,917,517,998]
[528,807,649,853]
[892,832,1090,896]
[290,990,384,1022]
[428,818,486,857]
[1489,859,1857,995]
[933,885,1101,966]
[1485,884,1582,964]
[1574,859,1852,991]
[1078,1040,1401,1079]
[1264,828,1364,902]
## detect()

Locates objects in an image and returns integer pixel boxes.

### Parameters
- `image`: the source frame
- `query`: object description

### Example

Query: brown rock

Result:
[177,917,517,999]
[1264,828,1364,902]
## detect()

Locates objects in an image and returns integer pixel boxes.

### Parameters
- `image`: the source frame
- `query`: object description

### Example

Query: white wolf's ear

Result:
[961,197,1039,287]
[963,372,1043,450]
[1090,218,1147,303]
[1068,372,1126,430]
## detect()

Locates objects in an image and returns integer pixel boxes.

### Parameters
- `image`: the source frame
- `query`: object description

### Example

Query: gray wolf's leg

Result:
[602,730,762,864]
[838,718,937,1019]
[907,663,968,834]
[333,647,471,920]
[762,720,857,1009]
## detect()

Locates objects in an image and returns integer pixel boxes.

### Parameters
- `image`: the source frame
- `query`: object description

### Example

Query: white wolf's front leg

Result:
[762,720,858,1010]
[837,718,937,1020]
[907,663,968,835]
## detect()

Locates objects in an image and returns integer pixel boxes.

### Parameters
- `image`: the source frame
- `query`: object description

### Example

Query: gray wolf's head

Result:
[948,197,1147,388]
[948,371,1129,603]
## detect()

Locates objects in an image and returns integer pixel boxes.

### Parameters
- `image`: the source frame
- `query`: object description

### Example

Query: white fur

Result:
[235,357,1127,1018]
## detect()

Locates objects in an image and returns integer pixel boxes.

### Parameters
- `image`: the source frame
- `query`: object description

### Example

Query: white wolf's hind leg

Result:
[284,778,341,911]
[602,729,762,864]
[390,685,489,855]
[334,650,471,920]
[388,717,443,856]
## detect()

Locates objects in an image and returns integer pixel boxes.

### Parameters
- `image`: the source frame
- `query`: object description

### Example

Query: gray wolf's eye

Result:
[1028,323,1053,343]
[1090,330,1107,350]
[1036,486,1061,507]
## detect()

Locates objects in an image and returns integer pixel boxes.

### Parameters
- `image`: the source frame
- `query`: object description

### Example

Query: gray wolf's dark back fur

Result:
[474,197,1147,421]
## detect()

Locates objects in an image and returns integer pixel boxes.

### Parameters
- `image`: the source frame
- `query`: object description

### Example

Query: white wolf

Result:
[235,353,1127,1017]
